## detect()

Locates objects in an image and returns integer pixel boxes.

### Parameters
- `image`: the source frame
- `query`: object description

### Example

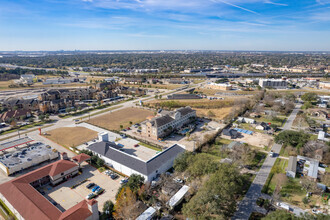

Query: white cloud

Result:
[264,0,288,6]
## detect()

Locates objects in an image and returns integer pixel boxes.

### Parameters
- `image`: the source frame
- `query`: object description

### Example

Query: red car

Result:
[134,144,139,147]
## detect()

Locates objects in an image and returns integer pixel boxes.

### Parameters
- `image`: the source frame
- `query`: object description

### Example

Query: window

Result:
[61,172,64,176]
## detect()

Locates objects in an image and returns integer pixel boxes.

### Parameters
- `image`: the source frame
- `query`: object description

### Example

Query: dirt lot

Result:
[40,163,121,212]
[88,107,154,131]
[221,131,273,148]
[45,126,98,147]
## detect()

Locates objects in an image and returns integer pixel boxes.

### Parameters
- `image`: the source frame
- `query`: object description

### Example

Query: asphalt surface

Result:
[232,104,301,220]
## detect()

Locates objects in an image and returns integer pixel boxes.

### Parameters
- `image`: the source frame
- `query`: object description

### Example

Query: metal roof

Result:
[167,185,190,208]
[0,137,33,152]
[136,207,157,220]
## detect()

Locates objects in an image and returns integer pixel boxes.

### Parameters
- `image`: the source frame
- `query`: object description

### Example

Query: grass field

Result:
[145,99,236,120]
[88,107,154,131]
[45,126,98,147]
[119,83,183,90]
[262,158,288,195]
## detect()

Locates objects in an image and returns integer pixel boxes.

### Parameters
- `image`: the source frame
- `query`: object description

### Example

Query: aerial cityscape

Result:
[0,0,330,220]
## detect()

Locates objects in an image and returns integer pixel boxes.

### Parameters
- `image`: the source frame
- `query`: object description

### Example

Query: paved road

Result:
[232,104,301,220]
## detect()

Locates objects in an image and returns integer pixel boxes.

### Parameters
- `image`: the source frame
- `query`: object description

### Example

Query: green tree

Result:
[38,114,45,121]
[183,164,244,219]
[275,130,310,149]
[103,200,114,218]
[262,210,299,220]
[126,174,144,193]
[301,92,318,102]
[173,151,193,172]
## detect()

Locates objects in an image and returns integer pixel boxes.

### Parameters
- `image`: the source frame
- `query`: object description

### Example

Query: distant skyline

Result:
[1,0,330,51]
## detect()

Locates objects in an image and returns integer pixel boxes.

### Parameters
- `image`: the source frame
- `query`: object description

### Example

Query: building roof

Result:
[49,160,78,177]
[308,160,319,179]
[0,136,33,151]
[58,200,92,220]
[287,156,297,172]
[167,185,190,208]
[88,143,185,176]
[148,107,195,128]
[72,153,91,164]
[136,207,157,220]
[0,160,90,220]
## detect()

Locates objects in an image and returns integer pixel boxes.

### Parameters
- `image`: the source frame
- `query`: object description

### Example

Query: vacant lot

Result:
[46,126,98,147]
[221,131,273,148]
[145,99,238,120]
[88,107,154,131]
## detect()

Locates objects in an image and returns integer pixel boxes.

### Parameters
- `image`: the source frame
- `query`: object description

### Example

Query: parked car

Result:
[92,186,100,192]
[120,178,128,185]
[111,174,119,180]
[86,183,95,189]
[137,130,141,133]
[134,144,139,147]
[95,188,105,195]
[173,178,184,184]
[127,127,131,130]
[86,193,96,200]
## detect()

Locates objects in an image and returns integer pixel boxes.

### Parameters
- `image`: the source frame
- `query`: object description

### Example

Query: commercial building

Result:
[205,83,232,90]
[87,134,185,182]
[0,159,98,220]
[141,107,196,140]
[259,79,287,89]
[167,94,201,100]
[0,142,59,176]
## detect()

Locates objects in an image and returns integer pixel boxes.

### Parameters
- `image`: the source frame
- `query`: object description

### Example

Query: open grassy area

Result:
[262,158,288,195]
[45,126,98,147]
[88,107,154,131]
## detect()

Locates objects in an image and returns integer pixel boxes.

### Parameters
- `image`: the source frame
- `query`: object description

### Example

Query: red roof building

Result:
[0,160,98,220]
[72,153,91,164]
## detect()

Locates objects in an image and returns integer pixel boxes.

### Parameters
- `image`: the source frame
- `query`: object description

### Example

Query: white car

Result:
[86,193,95,200]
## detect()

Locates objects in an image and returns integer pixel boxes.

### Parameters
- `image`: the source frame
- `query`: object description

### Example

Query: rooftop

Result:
[0,137,34,152]
[88,142,185,176]
[0,142,58,168]
[0,160,92,220]
[167,185,190,208]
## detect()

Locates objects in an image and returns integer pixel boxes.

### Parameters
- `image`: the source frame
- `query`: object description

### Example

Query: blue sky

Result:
[0,0,330,51]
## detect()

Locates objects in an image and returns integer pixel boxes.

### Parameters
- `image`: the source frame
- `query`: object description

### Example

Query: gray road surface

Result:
[232,104,301,220]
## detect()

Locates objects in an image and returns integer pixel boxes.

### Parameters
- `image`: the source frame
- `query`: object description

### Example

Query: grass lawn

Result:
[88,107,154,131]
[45,126,98,147]
[255,115,286,127]
[138,142,162,151]
[250,151,267,171]
[281,178,306,207]
[262,158,288,195]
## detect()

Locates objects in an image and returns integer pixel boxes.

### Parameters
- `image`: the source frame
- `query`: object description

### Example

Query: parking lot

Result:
[38,163,122,211]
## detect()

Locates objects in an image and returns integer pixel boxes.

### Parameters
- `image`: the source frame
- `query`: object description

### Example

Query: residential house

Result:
[141,107,196,140]
[256,122,270,131]
[2,98,39,111]
[237,117,255,124]
[286,156,297,178]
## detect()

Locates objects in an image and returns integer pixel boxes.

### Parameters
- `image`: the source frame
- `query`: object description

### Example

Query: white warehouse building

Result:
[87,137,185,182]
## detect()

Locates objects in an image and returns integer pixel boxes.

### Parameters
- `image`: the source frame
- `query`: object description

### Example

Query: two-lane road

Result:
[232,104,301,220]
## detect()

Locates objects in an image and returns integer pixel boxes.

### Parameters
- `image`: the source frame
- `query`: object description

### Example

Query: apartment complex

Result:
[259,79,287,89]
[141,107,196,140]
